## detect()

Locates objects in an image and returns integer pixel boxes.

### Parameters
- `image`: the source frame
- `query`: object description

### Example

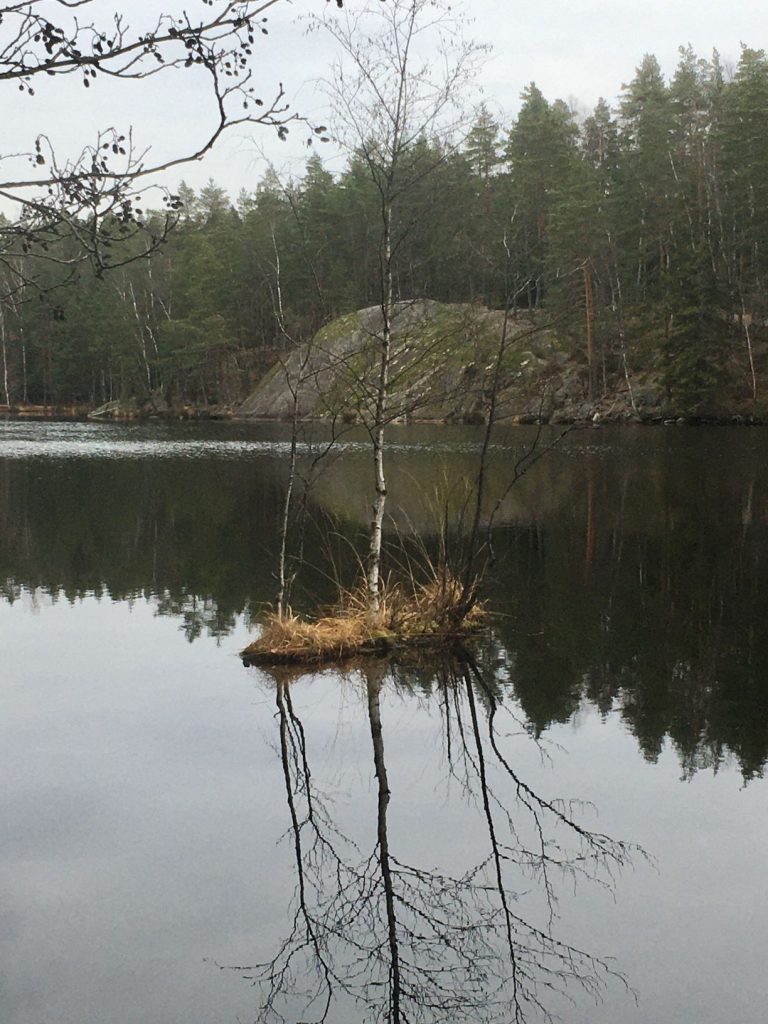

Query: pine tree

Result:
[504,83,578,307]
[464,104,502,182]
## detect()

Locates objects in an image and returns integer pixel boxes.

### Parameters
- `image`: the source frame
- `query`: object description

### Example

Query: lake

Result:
[1,419,767,1024]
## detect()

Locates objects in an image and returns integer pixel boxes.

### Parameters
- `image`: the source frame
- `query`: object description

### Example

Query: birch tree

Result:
[318,0,482,612]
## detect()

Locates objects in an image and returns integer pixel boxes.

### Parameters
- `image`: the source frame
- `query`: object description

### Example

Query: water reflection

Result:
[2,422,768,778]
[493,516,768,780]
[243,652,639,1024]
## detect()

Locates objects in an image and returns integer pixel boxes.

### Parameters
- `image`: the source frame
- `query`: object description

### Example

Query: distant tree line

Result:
[3,43,768,414]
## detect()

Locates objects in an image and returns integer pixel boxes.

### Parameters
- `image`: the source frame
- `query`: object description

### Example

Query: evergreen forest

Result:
[4,44,768,418]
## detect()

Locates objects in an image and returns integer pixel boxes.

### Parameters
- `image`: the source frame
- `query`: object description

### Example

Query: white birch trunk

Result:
[276,382,299,617]
[127,279,153,394]
[21,334,27,404]
[740,294,757,402]
[367,208,393,614]
[0,303,9,407]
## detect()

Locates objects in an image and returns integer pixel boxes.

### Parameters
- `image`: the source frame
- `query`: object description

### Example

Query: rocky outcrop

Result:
[236,301,685,425]
[237,299,765,425]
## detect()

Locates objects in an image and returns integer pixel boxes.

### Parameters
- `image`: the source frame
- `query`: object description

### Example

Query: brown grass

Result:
[241,569,485,665]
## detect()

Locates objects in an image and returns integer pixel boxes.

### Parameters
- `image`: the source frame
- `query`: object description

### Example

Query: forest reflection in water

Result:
[3,422,768,1024]
[241,650,640,1024]
[1,421,767,779]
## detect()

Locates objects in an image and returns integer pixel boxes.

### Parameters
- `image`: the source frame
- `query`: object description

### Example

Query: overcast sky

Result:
[183,0,768,194]
[4,0,768,207]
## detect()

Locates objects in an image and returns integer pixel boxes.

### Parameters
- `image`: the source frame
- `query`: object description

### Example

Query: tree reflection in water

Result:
[236,650,642,1024]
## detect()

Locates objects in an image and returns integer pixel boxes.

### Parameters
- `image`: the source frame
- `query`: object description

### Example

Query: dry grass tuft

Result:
[242,608,376,664]
[241,569,485,665]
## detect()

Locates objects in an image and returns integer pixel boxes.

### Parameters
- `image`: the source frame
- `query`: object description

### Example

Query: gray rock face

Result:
[237,306,375,419]
[236,301,673,425]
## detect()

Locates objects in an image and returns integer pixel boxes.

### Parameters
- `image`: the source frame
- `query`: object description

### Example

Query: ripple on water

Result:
[0,420,500,460]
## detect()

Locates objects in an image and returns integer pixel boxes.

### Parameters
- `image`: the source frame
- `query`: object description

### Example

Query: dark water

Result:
[1,420,767,1024]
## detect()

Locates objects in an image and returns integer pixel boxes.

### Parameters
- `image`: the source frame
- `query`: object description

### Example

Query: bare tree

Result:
[0,1,325,288]
[317,0,483,612]
[255,174,355,616]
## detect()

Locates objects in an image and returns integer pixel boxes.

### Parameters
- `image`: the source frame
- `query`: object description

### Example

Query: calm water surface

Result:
[1,420,767,1024]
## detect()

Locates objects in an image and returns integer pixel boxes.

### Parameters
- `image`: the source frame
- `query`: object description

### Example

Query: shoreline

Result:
[1,404,765,427]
